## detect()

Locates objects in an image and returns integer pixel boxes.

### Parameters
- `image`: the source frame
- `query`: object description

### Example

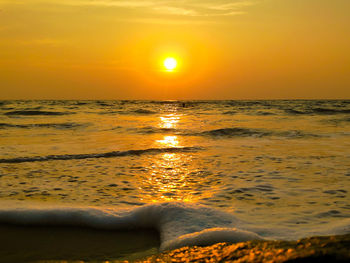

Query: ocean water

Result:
[0,100,350,251]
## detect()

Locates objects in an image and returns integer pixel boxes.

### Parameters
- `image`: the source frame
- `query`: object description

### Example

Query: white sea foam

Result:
[0,202,263,251]
[161,228,262,251]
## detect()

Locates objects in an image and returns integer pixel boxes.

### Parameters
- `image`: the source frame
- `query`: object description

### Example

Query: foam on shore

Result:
[0,202,262,251]
[0,201,349,252]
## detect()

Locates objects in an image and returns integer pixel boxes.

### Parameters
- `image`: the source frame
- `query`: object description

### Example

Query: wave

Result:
[254,111,276,116]
[0,147,201,164]
[98,110,124,115]
[98,109,157,115]
[223,110,275,116]
[132,126,179,134]
[0,122,88,130]
[313,108,350,114]
[132,109,157,115]
[1,202,348,252]
[74,102,89,106]
[223,111,237,115]
[199,128,271,138]
[198,128,320,139]
[329,117,350,124]
[131,126,315,138]
[278,130,321,138]
[96,101,113,107]
[4,110,71,116]
[285,108,350,115]
[0,202,262,251]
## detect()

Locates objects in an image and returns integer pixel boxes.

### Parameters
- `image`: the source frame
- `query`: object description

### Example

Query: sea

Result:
[0,100,349,253]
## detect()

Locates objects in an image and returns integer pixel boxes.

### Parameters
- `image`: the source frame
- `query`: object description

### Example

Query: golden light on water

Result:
[147,152,195,203]
[137,111,214,204]
[139,112,197,203]
[157,113,181,147]
[159,114,180,129]
[156,135,179,147]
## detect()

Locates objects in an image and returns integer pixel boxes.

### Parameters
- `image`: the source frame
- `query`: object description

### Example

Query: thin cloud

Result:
[152,6,199,16]
[65,0,155,8]
[49,0,257,17]
[206,1,255,11]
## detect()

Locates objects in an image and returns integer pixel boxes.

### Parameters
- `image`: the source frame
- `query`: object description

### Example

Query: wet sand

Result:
[144,234,350,263]
[0,224,159,262]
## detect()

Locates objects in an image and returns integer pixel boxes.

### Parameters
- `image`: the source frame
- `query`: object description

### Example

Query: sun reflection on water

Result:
[156,113,182,147]
[156,135,179,147]
[138,112,202,203]
[159,114,180,129]
[146,152,195,203]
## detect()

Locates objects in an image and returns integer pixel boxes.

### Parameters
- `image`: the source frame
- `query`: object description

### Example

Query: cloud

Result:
[0,37,66,47]
[152,6,199,16]
[65,0,155,8]
[51,0,257,17]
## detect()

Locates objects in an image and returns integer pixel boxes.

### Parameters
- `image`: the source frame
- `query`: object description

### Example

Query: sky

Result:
[0,0,349,100]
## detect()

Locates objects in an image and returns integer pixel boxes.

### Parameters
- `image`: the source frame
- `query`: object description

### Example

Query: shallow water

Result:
[0,100,349,244]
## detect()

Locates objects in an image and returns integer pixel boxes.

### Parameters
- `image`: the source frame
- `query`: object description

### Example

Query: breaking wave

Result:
[0,202,348,251]
[0,202,262,251]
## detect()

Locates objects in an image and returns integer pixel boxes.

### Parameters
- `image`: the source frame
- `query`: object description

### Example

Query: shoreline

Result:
[143,234,350,263]
[0,224,349,262]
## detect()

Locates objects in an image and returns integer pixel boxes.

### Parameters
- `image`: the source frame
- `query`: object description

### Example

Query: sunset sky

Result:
[0,0,349,100]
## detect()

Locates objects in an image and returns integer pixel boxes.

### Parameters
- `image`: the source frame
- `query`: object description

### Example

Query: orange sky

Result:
[0,0,349,99]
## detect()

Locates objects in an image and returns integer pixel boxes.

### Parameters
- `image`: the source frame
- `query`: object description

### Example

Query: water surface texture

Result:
[0,100,349,242]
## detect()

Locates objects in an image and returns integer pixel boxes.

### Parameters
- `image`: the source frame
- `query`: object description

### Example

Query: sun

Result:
[163,57,177,71]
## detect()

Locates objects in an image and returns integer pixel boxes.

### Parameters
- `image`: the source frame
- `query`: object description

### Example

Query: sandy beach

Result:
[145,234,350,263]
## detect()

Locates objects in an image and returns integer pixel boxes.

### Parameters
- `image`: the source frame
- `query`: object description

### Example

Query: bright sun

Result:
[164,57,177,71]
